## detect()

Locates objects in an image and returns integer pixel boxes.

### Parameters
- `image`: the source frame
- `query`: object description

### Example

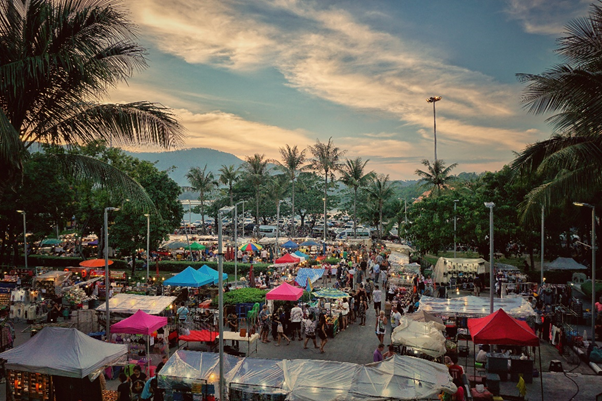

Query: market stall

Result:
[390,316,447,358]
[33,271,72,298]
[405,310,445,330]
[432,257,487,285]
[163,266,214,287]
[97,294,177,315]
[418,295,536,318]
[197,265,228,285]
[294,268,324,288]
[0,327,126,401]
[226,357,286,400]
[274,253,301,265]
[266,282,303,301]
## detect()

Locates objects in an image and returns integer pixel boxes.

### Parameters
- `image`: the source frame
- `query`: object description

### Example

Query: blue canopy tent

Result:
[295,268,324,288]
[163,266,214,287]
[300,240,320,247]
[294,251,310,260]
[281,240,299,249]
[197,264,228,285]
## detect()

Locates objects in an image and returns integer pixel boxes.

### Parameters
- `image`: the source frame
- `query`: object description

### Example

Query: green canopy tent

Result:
[185,242,206,251]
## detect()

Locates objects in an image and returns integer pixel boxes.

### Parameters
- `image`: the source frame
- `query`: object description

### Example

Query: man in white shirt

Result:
[290,303,303,340]
[390,305,402,332]
[373,285,383,314]
[372,263,380,284]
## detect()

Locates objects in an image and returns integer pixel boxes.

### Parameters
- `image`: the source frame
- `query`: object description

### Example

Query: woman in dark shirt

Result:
[318,313,328,354]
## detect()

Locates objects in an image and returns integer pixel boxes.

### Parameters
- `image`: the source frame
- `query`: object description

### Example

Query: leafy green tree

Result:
[272,145,307,236]
[0,0,181,206]
[415,159,458,197]
[295,172,330,230]
[339,157,374,238]
[308,138,345,239]
[186,165,217,234]
[364,174,395,239]
[218,164,240,206]
[243,154,270,225]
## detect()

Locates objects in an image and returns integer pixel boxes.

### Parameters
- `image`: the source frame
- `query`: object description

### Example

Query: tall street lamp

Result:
[275,200,285,259]
[234,200,246,282]
[574,202,596,340]
[426,96,442,163]
[104,206,121,339]
[144,213,150,283]
[541,205,545,289]
[218,205,235,401]
[16,210,27,270]
[453,200,459,259]
[484,202,495,313]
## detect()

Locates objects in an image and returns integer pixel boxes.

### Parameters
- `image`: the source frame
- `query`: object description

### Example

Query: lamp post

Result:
[484,202,495,313]
[275,200,285,259]
[426,96,442,163]
[574,202,596,340]
[218,205,235,401]
[454,200,459,259]
[16,210,27,270]
[234,200,246,282]
[541,205,545,289]
[104,206,121,340]
[144,213,150,283]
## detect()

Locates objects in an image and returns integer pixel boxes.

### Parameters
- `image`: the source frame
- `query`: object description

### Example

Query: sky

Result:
[109,0,592,180]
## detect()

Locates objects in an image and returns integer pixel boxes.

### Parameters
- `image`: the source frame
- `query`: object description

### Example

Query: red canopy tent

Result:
[111,310,167,336]
[468,308,539,346]
[266,281,303,301]
[274,253,300,264]
[468,309,543,400]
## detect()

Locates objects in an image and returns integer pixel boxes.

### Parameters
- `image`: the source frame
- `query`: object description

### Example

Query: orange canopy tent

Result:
[80,259,113,268]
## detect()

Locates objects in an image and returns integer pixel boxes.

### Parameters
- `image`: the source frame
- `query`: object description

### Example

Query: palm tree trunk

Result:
[201,191,206,235]
[291,177,295,238]
[229,184,233,206]
[256,192,260,226]
[353,187,358,239]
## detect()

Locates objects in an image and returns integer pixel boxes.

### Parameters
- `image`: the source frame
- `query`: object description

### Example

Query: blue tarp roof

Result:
[197,265,228,285]
[295,268,324,288]
[300,240,320,247]
[294,251,310,259]
[163,266,213,287]
[281,240,299,249]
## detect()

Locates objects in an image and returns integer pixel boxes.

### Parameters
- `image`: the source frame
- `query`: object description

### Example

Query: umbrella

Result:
[300,240,320,247]
[185,242,206,251]
[40,238,61,246]
[312,288,349,299]
[80,259,114,268]
[281,240,299,249]
[164,241,188,249]
[240,243,262,252]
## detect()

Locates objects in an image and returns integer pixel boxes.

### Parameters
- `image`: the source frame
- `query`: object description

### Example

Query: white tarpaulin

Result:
[96,294,177,315]
[418,295,536,318]
[282,359,359,401]
[158,351,241,391]
[544,257,587,271]
[405,310,445,330]
[226,357,287,395]
[0,327,126,378]
[433,257,487,284]
[350,355,456,400]
[34,271,72,286]
[388,251,410,266]
[390,317,447,357]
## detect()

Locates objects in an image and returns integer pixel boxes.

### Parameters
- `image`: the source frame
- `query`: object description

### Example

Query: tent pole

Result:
[539,346,544,401]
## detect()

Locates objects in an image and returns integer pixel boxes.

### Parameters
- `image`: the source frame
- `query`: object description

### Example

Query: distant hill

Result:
[126,148,244,186]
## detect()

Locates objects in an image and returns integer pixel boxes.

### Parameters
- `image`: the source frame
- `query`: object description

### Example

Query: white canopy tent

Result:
[388,251,410,266]
[418,295,536,318]
[282,359,358,400]
[0,327,126,378]
[390,317,447,357]
[433,257,487,284]
[33,270,72,286]
[544,257,587,271]
[96,294,177,315]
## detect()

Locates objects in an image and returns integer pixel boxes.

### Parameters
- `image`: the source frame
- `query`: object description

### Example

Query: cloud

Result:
[504,0,591,35]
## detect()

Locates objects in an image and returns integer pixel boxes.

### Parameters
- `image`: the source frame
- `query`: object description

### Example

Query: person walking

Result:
[373,285,382,315]
[317,313,328,354]
[341,297,349,330]
[390,305,402,333]
[375,310,387,344]
[303,313,319,349]
[274,308,291,346]
[290,303,303,341]
[117,373,131,401]
[259,305,271,343]
[373,343,385,362]
[358,295,368,326]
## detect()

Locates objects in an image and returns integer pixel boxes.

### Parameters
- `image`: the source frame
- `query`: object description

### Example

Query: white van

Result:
[257,225,278,238]
[337,229,371,240]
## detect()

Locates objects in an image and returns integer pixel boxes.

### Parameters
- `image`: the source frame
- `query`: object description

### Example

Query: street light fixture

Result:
[275,200,286,259]
[541,205,545,289]
[104,206,121,340]
[218,205,235,401]
[426,96,442,163]
[234,201,246,282]
[144,213,150,283]
[484,202,495,313]
[453,200,459,259]
[574,202,596,340]
[16,210,27,270]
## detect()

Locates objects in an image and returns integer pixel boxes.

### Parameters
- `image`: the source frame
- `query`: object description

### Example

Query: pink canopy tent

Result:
[111,310,167,335]
[266,281,303,301]
[274,253,300,264]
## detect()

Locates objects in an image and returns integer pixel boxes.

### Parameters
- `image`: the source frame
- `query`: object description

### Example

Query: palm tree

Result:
[243,154,270,225]
[415,159,458,197]
[218,164,240,206]
[186,165,216,234]
[272,145,307,237]
[365,174,395,239]
[0,0,181,204]
[340,157,374,238]
[308,138,345,241]
[513,3,602,218]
